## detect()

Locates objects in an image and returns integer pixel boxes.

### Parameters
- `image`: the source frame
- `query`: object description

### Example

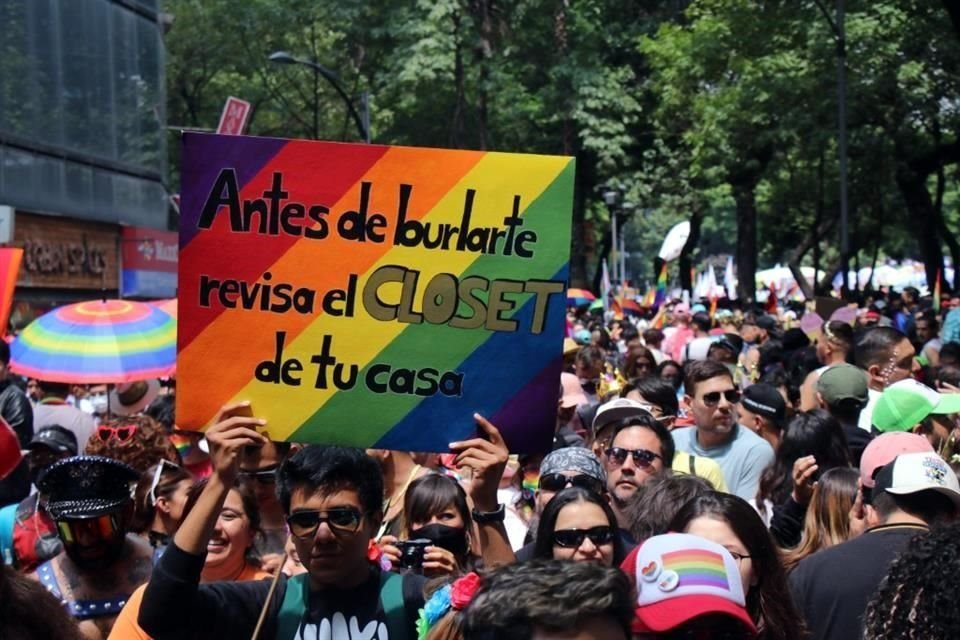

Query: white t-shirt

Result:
[858,388,882,432]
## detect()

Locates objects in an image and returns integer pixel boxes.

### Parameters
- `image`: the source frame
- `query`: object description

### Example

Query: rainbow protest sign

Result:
[176,134,574,453]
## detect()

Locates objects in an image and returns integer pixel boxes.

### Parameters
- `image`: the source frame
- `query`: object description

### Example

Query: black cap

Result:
[27,426,78,456]
[740,383,786,427]
[756,315,777,332]
[38,456,138,520]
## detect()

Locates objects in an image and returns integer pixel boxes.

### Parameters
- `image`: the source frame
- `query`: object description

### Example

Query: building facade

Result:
[0,0,169,322]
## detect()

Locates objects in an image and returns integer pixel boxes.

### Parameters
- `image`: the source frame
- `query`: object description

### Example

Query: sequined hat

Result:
[38,455,138,520]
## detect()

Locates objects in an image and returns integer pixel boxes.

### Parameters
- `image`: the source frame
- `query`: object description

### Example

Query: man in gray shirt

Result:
[672,360,774,499]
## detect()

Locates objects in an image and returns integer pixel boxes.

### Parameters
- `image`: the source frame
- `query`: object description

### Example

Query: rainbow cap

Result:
[632,533,756,636]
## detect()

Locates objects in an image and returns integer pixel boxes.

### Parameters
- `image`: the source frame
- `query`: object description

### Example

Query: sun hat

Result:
[108,379,161,417]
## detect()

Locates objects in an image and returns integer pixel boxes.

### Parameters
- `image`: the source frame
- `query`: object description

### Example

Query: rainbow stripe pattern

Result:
[177,133,574,452]
[11,300,176,383]
[661,549,730,591]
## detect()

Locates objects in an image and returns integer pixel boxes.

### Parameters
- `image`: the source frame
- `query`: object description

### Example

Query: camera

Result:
[398,538,432,571]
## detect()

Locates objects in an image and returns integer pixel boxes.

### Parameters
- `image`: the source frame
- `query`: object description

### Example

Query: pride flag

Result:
[654,262,668,306]
[661,548,730,590]
[934,269,942,313]
[176,134,573,453]
[0,249,22,336]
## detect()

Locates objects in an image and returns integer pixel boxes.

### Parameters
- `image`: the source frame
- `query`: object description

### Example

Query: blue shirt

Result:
[671,424,775,500]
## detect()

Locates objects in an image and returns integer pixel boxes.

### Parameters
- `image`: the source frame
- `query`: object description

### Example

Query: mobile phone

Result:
[398,538,431,572]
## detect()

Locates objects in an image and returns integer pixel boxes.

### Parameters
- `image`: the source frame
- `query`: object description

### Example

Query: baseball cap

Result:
[27,425,78,456]
[691,303,707,314]
[873,452,960,510]
[740,384,786,427]
[859,432,934,489]
[560,372,588,409]
[630,533,757,636]
[756,315,777,331]
[872,379,960,433]
[817,364,869,406]
[592,398,656,435]
[39,456,138,520]
[539,447,606,485]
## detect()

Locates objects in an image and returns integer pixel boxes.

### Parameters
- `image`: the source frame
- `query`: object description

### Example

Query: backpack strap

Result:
[379,571,408,640]
[275,571,408,640]
[275,573,307,640]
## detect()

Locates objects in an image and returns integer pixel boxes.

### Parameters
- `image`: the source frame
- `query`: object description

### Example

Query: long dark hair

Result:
[403,473,476,566]
[0,564,83,640]
[756,411,851,515]
[533,487,626,566]
[668,492,806,640]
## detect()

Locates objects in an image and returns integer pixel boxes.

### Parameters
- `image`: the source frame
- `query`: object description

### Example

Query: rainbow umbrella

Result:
[151,298,177,320]
[567,288,597,307]
[10,299,176,383]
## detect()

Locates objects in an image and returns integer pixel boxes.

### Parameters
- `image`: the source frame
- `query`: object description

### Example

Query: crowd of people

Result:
[2,286,960,639]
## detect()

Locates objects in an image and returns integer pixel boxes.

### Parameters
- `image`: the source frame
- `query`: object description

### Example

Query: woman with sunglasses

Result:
[110,479,269,639]
[131,460,194,559]
[379,473,479,577]
[667,492,805,640]
[532,486,625,566]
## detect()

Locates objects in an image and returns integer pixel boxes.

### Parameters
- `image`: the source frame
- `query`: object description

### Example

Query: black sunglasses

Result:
[553,525,614,548]
[239,465,278,485]
[538,473,605,495]
[604,447,662,468]
[286,507,363,538]
[701,389,741,406]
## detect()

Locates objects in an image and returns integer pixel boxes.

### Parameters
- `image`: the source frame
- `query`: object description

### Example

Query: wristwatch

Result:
[472,503,506,524]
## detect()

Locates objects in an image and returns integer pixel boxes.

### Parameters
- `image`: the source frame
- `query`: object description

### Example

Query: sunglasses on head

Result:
[538,472,605,495]
[605,446,661,468]
[286,507,363,538]
[553,525,614,548]
[701,389,741,406]
[96,424,138,444]
[148,459,181,506]
[239,465,278,485]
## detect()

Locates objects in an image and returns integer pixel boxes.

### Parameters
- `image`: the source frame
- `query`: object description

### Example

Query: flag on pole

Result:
[654,263,668,306]
[601,260,612,313]
[725,256,736,300]
[0,249,22,336]
[934,269,942,313]
[765,282,778,314]
[641,287,655,308]
[650,305,666,329]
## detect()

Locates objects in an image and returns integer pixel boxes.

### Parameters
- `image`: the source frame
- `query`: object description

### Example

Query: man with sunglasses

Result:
[32,456,153,639]
[672,360,774,500]
[140,403,513,639]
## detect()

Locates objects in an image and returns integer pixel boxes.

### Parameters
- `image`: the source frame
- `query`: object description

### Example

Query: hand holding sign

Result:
[450,414,509,512]
[205,402,268,485]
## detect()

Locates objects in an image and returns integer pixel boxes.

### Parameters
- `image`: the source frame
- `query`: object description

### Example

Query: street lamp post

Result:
[268,51,371,142]
[813,0,849,295]
[603,190,620,286]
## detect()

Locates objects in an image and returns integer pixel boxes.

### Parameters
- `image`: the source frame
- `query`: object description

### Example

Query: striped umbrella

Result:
[151,298,177,320]
[567,288,597,307]
[10,299,176,383]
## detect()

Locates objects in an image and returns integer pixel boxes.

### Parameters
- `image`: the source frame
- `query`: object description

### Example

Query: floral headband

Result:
[416,572,481,639]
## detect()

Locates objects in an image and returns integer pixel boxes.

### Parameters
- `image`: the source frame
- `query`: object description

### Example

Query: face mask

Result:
[88,393,108,415]
[408,523,468,557]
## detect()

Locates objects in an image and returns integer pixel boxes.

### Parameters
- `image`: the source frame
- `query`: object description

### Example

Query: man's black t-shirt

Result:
[789,523,928,640]
[139,543,426,640]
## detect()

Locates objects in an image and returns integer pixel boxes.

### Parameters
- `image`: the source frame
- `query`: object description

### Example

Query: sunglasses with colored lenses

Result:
[239,466,278,485]
[701,389,742,406]
[604,447,662,468]
[538,473,605,495]
[96,424,138,444]
[56,514,121,543]
[553,525,614,548]
[286,507,363,538]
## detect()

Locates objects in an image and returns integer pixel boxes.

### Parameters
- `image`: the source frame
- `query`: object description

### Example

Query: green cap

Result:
[872,379,960,433]
[817,364,868,406]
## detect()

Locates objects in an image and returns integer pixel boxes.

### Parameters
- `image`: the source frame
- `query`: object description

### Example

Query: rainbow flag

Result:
[641,287,655,308]
[0,249,22,336]
[176,134,573,453]
[662,548,730,590]
[934,269,942,313]
[654,262,668,306]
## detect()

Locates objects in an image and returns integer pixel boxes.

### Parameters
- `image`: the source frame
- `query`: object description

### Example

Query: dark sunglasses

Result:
[286,507,363,538]
[239,465,278,485]
[553,525,614,548]
[96,424,138,444]
[701,389,741,406]
[538,473,605,495]
[604,446,662,468]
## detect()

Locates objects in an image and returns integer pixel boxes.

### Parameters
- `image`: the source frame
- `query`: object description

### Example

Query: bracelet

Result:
[471,503,505,524]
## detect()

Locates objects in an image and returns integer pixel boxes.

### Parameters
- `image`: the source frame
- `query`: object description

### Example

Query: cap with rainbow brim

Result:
[872,379,960,433]
[632,533,757,636]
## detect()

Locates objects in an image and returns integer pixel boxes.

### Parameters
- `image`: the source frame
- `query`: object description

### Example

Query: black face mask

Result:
[408,523,468,557]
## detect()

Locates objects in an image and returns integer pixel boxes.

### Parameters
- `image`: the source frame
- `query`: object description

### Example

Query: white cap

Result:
[874,451,960,509]
[592,398,656,435]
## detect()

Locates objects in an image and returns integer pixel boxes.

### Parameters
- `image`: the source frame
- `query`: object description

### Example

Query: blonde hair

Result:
[783,467,858,571]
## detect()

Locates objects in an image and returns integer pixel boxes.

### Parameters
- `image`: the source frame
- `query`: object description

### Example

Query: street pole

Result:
[620,234,627,290]
[610,209,619,289]
[837,0,850,296]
